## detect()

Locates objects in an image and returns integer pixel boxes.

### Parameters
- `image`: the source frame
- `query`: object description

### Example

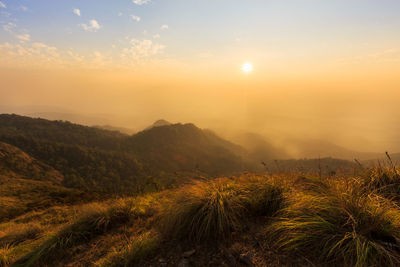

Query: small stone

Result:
[239,253,253,266]
[182,249,196,258]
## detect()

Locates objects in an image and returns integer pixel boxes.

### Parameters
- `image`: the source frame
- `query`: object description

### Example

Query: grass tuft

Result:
[14,198,153,266]
[160,176,283,243]
[97,231,160,267]
[364,164,400,200]
[0,223,42,246]
[0,244,12,267]
[267,177,400,266]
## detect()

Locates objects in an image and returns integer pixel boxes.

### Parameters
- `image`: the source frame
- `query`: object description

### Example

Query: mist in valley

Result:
[2,66,399,160]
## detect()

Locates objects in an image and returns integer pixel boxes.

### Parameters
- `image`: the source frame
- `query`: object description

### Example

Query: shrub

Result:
[267,178,400,266]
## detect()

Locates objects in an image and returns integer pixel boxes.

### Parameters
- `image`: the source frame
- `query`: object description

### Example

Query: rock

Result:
[178,258,190,267]
[239,253,253,266]
[182,249,196,258]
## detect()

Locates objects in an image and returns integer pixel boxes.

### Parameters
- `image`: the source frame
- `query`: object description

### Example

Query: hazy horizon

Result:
[1,0,400,153]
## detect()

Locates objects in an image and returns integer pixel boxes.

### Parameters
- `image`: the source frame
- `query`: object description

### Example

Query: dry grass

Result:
[364,164,400,200]
[97,231,160,267]
[0,244,12,267]
[0,223,42,246]
[13,198,155,266]
[159,176,284,243]
[5,170,400,266]
[267,177,400,266]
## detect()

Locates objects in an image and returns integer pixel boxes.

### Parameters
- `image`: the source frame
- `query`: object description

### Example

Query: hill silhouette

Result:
[144,119,172,130]
[129,123,246,175]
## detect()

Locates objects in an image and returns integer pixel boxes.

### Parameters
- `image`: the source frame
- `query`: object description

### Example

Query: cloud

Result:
[16,33,30,41]
[130,15,141,22]
[153,34,160,39]
[118,12,123,17]
[0,10,11,18]
[73,8,81,16]
[337,49,400,65]
[0,41,61,67]
[67,50,84,62]
[160,24,169,30]
[3,22,16,33]
[132,0,150,5]
[80,20,101,32]
[121,39,165,62]
[0,1,6,9]
[31,42,59,57]
[369,49,397,59]
[20,6,28,11]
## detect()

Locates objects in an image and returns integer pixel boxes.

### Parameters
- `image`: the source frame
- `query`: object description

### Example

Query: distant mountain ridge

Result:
[144,119,172,130]
[130,122,246,174]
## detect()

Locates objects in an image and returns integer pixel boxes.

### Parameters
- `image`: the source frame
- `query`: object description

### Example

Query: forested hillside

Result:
[0,114,248,194]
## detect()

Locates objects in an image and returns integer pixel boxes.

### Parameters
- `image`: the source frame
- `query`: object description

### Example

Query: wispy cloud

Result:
[73,8,81,16]
[16,33,30,41]
[153,34,160,39]
[130,15,141,22]
[3,22,16,33]
[20,6,28,11]
[121,39,165,62]
[160,24,168,30]
[337,49,400,65]
[0,41,60,68]
[0,1,6,9]
[80,20,101,32]
[132,0,150,5]
[67,50,84,62]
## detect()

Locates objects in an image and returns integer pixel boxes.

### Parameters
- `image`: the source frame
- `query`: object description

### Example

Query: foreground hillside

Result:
[2,161,400,266]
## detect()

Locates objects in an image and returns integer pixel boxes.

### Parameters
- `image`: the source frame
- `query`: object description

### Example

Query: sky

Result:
[1,0,400,153]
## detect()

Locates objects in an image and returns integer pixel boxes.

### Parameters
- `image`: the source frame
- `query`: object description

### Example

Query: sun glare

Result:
[242,62,253,73]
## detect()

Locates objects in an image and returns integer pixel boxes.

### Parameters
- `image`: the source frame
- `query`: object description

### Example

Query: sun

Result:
[242,62,253,73]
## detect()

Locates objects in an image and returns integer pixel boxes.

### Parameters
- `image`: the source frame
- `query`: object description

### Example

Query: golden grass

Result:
[0,222,42,246]
[268,177,400,266]
[96,231,160,267]
[159,175,284,242]
[0,244,11,267]
[6,170,400,266]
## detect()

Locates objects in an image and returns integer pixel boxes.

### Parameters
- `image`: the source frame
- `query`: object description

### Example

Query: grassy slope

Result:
[2,163,400,266]
[0,142,96,222]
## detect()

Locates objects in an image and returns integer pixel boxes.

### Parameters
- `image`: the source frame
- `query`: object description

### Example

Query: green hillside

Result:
[0,142,93,222]
[0,114,248,194]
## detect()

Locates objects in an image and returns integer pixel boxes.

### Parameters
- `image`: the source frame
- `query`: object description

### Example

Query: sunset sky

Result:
[1,0,400,152]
